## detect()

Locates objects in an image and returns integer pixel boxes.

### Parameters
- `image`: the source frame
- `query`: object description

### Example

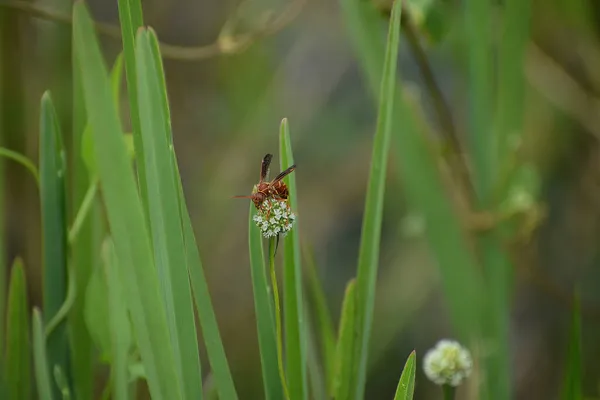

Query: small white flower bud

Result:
[423,339,472,387]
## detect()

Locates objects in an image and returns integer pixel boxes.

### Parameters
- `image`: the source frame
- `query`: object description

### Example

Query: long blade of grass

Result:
[73,3,180,399]
[39,91,69,397]
[135,27,202,400]
[102,239,132,400]
[33,308,55,400]
[279,118,307,400]
[332,279,357,400]
[303,244,335,395]
[248,203,284,400]
[482,1,532,397]
[4,258,31,400]
[116,0,148,213]
[561,294,582,400]
[348,2,402,397]
[340,0,483,363]
[174,159,239,399]
[393,350,416,400]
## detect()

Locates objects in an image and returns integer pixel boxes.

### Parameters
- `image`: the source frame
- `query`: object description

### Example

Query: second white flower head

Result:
[423,339,472,387]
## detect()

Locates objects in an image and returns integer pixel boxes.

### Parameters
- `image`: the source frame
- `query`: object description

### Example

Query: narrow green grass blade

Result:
[73,3,181,399]
[305,317,328,400]
[102,239,132,400]
[4,258,31,400]
[340,0,483,358]
[278,118,307,400]
[33,308,55,400]
[303,245,336,396]
[68,29,95,400]
[393,350,416,400]
[332,279,356,400]
[174,160,238,399]
[464,0,493,198]
[135,27,202,400]
[0,148,39,186]
[39,91,69,397]
[248,203,284,400]
[349,2,402,398]
[561,295,582,400]
[116,0,148,212]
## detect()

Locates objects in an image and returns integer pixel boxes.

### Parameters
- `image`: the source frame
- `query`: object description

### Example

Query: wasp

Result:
[234,153,296,210]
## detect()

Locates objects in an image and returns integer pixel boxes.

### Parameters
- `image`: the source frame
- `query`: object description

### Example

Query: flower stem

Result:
[269,236,290,399]
[442,384,455,400]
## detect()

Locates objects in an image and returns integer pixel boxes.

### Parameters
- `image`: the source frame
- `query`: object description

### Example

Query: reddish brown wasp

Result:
[234,153,296,210]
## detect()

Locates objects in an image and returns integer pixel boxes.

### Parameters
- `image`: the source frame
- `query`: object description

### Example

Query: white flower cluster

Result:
[423,339,473,387]
[253,197,296,238]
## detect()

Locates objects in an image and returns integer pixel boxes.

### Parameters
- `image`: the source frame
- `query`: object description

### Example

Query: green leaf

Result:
[561,295,582,400]
[346,1,402,397]
[135,27,202,400]
[175,160,238,399]
[116,0,148,213]
[393,351,416,400]
[4,259,31,400]
[32,308,55,400]
[303,245,336,396]
[73,3,181,399]
[332,279,357,400]
[102,238,132,400]
[279,118,307,400]
[39,91,69,397]
[248,203,284,400]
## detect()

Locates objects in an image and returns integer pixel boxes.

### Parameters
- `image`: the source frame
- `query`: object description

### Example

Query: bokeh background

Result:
[3,0,600,398]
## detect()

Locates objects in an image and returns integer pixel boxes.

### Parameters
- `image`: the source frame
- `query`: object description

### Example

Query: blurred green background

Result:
[3,0,600,398]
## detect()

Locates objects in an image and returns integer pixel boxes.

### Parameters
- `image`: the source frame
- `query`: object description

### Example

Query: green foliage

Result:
[393,351,416,400]
[349,2,402,397]
[4,259,31,400]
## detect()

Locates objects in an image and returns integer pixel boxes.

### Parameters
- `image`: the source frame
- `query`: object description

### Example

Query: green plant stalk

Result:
[279,118,307,400]
[561,293,582,399]
[269,237,291,400]
[68,179,98,244]
[0,147,40,186]
[248,204,284,400]
[442,385,455,400]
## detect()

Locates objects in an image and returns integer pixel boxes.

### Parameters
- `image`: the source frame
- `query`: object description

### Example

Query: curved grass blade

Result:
[249,203,284,400]
[279,118,307,400]
[393,350,416,400]
[135,27,202,400]
[4,258,31,400]
[33,308,55,400]
[73,3,181,399]
[332,279,356,400]
[347,2,402,397]
[39,91,69,398]
[174,158,239,399]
